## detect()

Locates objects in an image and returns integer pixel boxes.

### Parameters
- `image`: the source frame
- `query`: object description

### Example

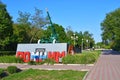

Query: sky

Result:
[2,0,120,43]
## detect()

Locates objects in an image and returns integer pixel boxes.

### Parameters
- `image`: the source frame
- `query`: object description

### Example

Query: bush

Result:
[62,51,101,64]
[7,66,17,74]
[44,58,55,65]
[15,57,23,63]
[62,55,76,64]
[37,60,45,65]
[28,61,36,65]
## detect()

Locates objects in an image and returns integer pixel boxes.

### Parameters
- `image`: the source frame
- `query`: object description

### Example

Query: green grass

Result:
[0,55,23,63]
[2,69,86,80]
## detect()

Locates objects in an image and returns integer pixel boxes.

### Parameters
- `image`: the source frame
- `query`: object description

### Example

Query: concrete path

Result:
[0,63,93,71]
[85,50,120,80]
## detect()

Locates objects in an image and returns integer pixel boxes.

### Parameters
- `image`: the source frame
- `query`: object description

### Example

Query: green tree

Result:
[29,27,44,43]
[82,31,94,49]
[54,24,67,42]
[101,8,120,51]
[44,24,67,43]
[66,26,74,44]
[12,24,31,43]
[75,31,82,45]
[0,2,13,50]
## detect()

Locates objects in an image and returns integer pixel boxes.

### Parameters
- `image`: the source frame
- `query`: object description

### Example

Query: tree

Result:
[31,8,48,28]
[44,24,67,43]
[30,8,48,42]
[12,24,31,43]
[66,26,74,44]
[17,11,31,25]
[101,8,120,51]
[0,2,13,50]
[29,27,44,43]
[76,31,83,46]
[16,8,47,43]
[82,31,94,49]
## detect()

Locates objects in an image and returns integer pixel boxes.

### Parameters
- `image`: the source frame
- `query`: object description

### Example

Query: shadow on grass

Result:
[0,68,22,79]
[0,71,9,79]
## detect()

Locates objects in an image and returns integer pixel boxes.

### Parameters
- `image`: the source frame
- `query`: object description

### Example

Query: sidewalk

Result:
[0,63,93,71]
[85,50,120,80]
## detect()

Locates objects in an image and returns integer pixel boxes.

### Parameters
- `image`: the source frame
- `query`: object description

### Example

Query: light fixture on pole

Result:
[81,38,84,51]
[86,39,89,49]
[71,33,78,46]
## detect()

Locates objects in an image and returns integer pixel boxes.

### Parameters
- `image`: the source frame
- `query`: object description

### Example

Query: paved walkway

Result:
[0,63,93,71]
[85,50,120,80]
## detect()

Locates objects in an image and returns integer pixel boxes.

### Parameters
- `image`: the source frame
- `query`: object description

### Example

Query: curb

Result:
[82,65,94,80]
[82,71,89,80]
[54,64,94,66]
[0,63,28,65]
[20,67,90,71]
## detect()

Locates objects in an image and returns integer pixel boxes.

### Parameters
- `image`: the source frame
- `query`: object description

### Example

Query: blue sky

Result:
[2,0,120,43]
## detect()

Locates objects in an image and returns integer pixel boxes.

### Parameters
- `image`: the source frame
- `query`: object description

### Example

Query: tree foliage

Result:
[31,8,48,28]
[101,8,120,51]
[66,26,94,49]
[0,2,13,50]
[16,8,47,43]
[17,11,31,25]
[44,24,67,43]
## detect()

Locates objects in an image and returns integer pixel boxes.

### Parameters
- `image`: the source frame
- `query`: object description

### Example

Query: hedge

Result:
[62,51,101,64]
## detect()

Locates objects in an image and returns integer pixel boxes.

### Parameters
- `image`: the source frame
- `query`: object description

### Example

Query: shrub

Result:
[28,61,36,65]
[7,66,17,74]
[37,60,45,65]
[62,51,101,64]
[62,55,76,64]
[15,57,23,63]
[44,58,55,65]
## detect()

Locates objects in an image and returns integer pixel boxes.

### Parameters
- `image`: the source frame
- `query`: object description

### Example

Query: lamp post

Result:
[71,33,78,46]
[81,39,84,52]
[86,39,89,50]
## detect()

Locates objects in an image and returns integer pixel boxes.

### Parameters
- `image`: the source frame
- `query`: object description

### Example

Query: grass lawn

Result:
[2,69,86,80]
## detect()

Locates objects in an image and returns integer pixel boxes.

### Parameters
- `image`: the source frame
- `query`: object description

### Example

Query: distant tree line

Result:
[0,2,95,51]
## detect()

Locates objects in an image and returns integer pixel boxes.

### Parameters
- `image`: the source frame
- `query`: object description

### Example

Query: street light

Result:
[71,33,78,46]
[81,39,84,52]
[86,39,89,49]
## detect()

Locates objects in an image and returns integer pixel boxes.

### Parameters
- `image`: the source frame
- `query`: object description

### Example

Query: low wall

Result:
[16,43,68,62]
